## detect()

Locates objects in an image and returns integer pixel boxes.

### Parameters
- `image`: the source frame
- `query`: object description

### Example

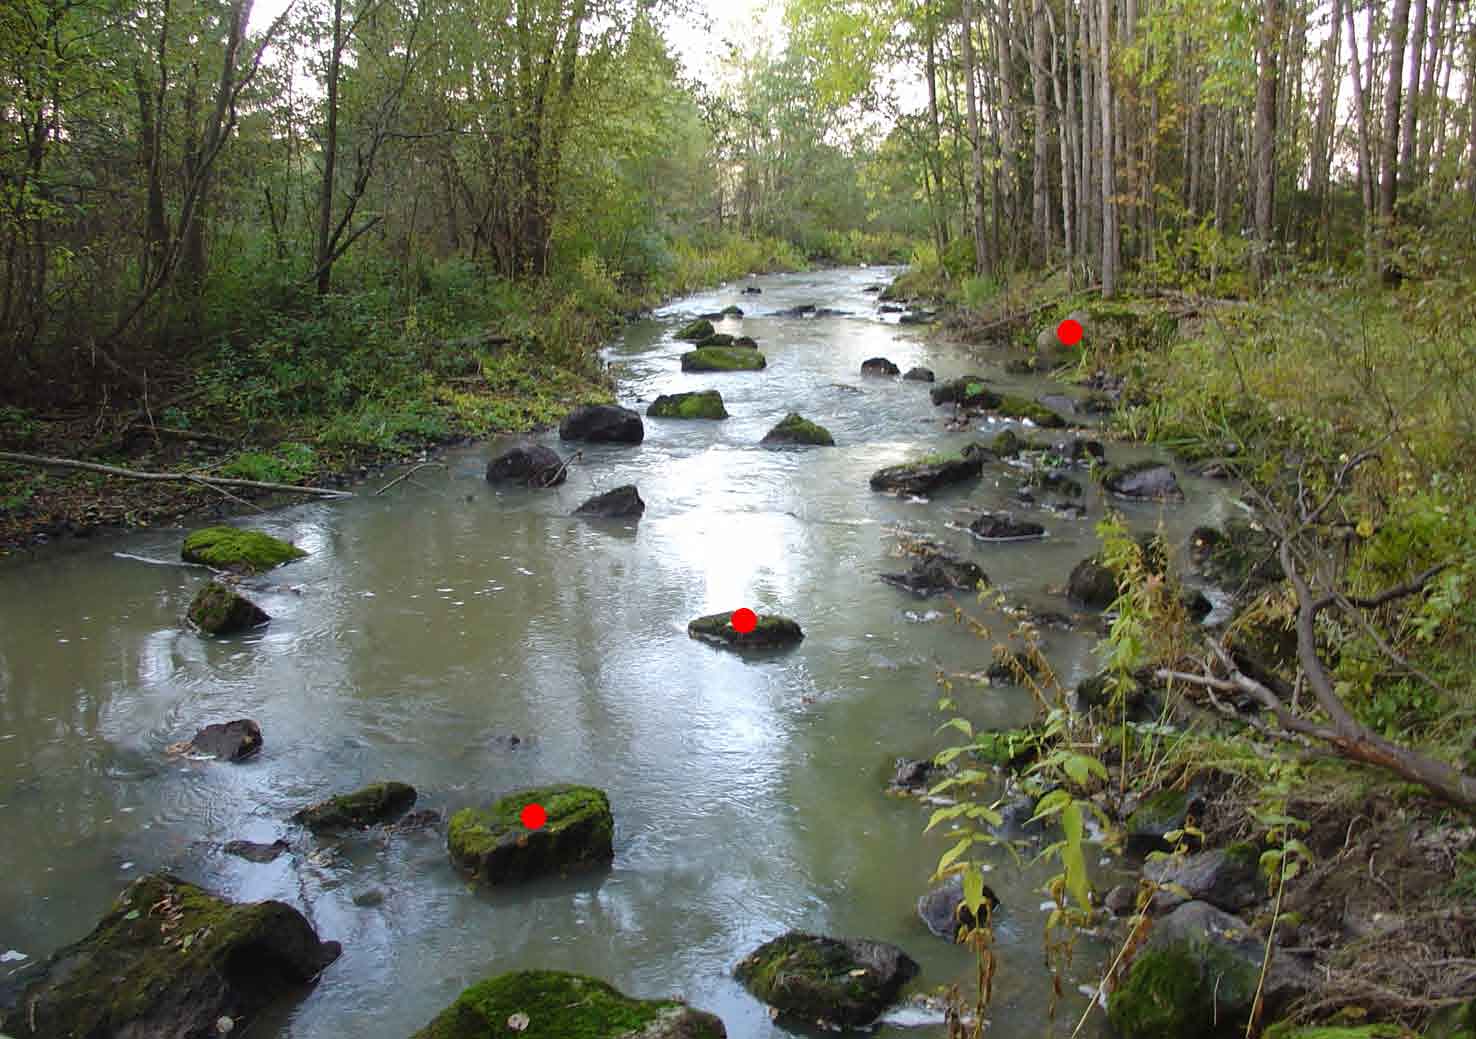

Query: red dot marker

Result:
[1057,318,1084,346]
[731,608,758,634]
[520,803,547,829]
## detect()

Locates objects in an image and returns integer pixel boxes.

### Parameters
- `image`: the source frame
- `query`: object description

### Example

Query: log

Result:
[0,451,353,499]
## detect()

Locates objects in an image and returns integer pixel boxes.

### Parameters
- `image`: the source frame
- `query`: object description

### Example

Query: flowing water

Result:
[0,267,1245,1037]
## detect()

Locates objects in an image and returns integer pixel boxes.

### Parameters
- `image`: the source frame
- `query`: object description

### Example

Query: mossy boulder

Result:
[687,611,804,650]
[291,781,418,834]
[410,969,726,1039]
[1107,901,1312,1039]
[1125,788,1200,853]
[733,335,759,348]
[0,873,340,1039]
[721,305,744,317]
[931,376,1002,409]
[187,581,269,635]
[1265,1028,1412,1039]
[994,395,1068,428]
[675,319,715,341]
[447,784,614,886]
[761,413,835,447]
[486,443,567,487]
[181,526,306,573]
[648,390,728,419]
[869,452,985,495]
[680,348,767,372]
[1190,520,1283,595]
[734,932,918,1026]
[696,333,736,347]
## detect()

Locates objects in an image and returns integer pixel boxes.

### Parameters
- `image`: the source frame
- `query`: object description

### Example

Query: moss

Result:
[680,348,767,372]
[971,728,1040,769]
[447,784,613,886]
[181,526,306,573]
[735,933,916,1026]
[687,612,805,649]
[1263,1028,1411,1039]
[292,781,417,833]
[930,376,1001,409]
[411,970,724,1039]
[675,319,715,341]
[995,395,1067,428]
[648,391,729,419]
[186,581,269,635]
[762,413,835,446]
[695,333,735,347]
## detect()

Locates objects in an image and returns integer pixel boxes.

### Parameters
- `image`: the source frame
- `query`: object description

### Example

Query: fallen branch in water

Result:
[0,451,353,499]
[376,461,445,496]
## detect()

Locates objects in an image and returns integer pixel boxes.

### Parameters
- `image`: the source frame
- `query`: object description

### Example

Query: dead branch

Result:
[375,461,444,496]
[0,451,352,499]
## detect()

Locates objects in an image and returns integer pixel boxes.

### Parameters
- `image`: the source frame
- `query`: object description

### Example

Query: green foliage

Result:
[220,443,317,483]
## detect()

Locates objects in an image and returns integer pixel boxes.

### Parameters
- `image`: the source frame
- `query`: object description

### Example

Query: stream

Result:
[0,266,1246,1037]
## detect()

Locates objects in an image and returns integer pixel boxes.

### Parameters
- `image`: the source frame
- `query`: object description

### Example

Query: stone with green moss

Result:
[695,333,735,347]
[734,932,918,1026]
[761,413,835,447]
[680,348,767,372]
[292,781,418,834]
[447,784,613,886]
[1264,1027,1413,1039]
[1125,789,1197,853]
[181,526,306,573]
[0,873,339,1039]
[687,611,804,650]
[930,376,1001,409]
[187,581,270,635]
[648,391,729,420]
[994,395,1067,428]
[675,319,715,341]
[410,969,726,1039]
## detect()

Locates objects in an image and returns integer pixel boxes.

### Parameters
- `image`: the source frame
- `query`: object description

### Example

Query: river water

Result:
[0,267,1244,1037]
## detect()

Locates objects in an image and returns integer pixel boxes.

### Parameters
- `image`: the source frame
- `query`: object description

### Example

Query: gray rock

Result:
[574,485,645,519]
[223,839,290,863]
[186,582,269,636]
[1124,789,1202,854]
[187,719,262,762]
[968,512,1046,541]
[1144,844,1262,914]
[880,555,986,597]
[559,404,644,444]
[903,366,935,382]
[888,757,937,793]
[1105,461,1185,503]
[861,357,901,376]
[486,443,567,487]
[735,932,918,1026]
[917,874,998,940]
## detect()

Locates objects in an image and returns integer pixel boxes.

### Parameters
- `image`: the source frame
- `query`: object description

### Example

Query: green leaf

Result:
[1031,788,1072,821]
[1061,801,1091,910]
[123,909,140,921]
[937,835,975,872]
[962,864,989,916]
[938,717,974,740]
[925,804,969,831]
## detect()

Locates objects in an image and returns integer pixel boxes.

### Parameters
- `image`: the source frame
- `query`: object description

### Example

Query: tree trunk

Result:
[1098,0,1118,297]
[1313,0,1343,255]
[1251,0,1280,292]
[925,4,949,256]
[315,0,344,296]
[1400,0,1428,190]
[1378,0,1411,266]
[963,0,990,274]
[1468,23,1476,206]
[1416,0,1447,182]
[1347,3,1377,280]
[1031,0,1051,266]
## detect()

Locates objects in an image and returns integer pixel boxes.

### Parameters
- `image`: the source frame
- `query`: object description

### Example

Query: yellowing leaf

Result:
[1356,518,1375,538]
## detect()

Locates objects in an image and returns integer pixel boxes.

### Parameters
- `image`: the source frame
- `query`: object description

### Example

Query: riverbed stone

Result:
[223,838,291,863]
[1144,843,1263,914]
[735,932,918,1026]
[968,512,1045,541]
[447,784,614,887]
[1107,901,1313,1039]
[485,443,567,487]
[292,781,418,834]
[676,318,715,341]
[409,969,727,1039]
[559,404,644,444]
[187,719,263,762]
[861,357,901,376]
[995,395,1068,428]
[1125,789,1202,854]
[1068,556,1118,608]
[721,305,744,317]
[181,526,306,573]
[761,413,835,447]
[681,348,767,372]
[187,581,270,635]
[931,376,1002,409]
[696,333,736,347]
[880,554,987,597]
[648,390,728,419]
[903,366,935,382]
[574,485,646,519]
[917,874,999,940]
[1104,461,1185,502]
[0,873,340,1039]
[732,335,759,348]
[869,452,985,495]
[887,757,938,794]
[687,611,804,650]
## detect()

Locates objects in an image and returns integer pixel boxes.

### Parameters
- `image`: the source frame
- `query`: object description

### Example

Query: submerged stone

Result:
[687,611,804,650]
[648,390,728,419]
[181,526,305,573]
[681,348,767,372]
[0,873,340,1039]
[735,932,918,1026]
[485,443,567,487]
[187,581,269,635]
[574,485,645,519]
[292,782,418,834]
[761,413,835,447]
[187,719,263,762]
[409,969,726,1039]
[447,784,614,886]
[223,838,291,863]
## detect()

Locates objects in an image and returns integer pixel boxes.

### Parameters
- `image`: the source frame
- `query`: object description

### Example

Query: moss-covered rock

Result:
[1264,1027,1413,1039]
[721,305,744,317]
[0,873,340,1039]
[410,969,726,1039]
[734,932,918,1026]
[733,335,759,348]
[1125,789,1199,853]
[181,526,306,573]
[994,395,1068,428]
[869,453,985,495]
[761,413,835,447]
[187,581,270,635]
[931,376,1002,409]
[292,781,418,834]
[680,348,767,372]
[1190,520,1283,595]
[687,611,804,650]
[695,333,736,347]
[447,784,613,886]
[676,319,715,341]
[648,390,729,419]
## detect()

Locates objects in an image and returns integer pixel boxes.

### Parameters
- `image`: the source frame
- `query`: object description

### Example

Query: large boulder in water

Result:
[559,404,644,444]
[0,873,340,1039]
[181,526,305,573]
[448,784,614,887]
[931,376,1001,409]
[574,485,645,519]
[1104,461,1185,502]
[880,555,986,597]
[649,390,728,419]
[861,357,900,376]
[681,347,767,372]
[688,611,804,650]
[735,932,918,1026]
[184,719,263,761]
[486,443,567,487]
[292,781,418,834]
[410,970,727,1039]
[917,874,999,941]
[870,452,984,495]
[761,413,835,447]
[1068,556,1118,608]
[676,318,715,341]
[187,581,269,635]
